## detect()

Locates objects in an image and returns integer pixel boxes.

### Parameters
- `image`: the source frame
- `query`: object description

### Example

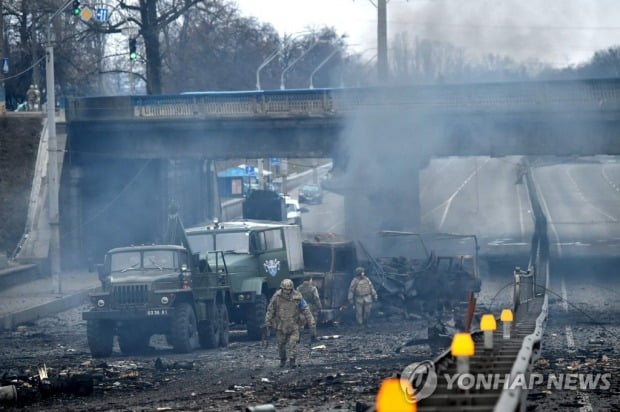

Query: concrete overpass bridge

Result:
[66,78,620,159]
[59,78,620,265]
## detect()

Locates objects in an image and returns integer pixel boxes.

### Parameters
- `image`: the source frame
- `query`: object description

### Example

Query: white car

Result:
[284,196,302,228]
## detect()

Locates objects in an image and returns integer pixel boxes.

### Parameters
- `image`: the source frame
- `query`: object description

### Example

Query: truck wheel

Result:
[246,295,267,340]
[198,301,220,349]
[218,304,229,347]
[118,326,150,355]
[171,303,199,353]
[86,320,114,358]
[198,321,219,349]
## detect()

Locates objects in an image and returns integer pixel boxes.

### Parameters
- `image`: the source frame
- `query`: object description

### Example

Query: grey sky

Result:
[234,0,620,67]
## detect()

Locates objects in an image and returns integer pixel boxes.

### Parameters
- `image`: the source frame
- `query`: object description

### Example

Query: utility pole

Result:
[358,0,389,83]
[47,0,73,293]
[0,0,5,113]
[47,30,61,294]
[377,0,388,82]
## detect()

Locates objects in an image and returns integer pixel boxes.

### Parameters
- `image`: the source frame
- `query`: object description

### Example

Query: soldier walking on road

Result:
[265,279,316,368]
[296,276,322,326]
[348,267,378,327]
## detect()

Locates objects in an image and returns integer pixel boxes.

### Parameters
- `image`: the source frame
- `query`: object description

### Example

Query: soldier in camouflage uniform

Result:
[348,267,378,326]
[296,276,322,325]
[265,279,316,368]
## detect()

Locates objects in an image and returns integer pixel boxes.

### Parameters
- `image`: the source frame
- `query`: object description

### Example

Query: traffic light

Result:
[129,38,138,61]
[72,0,81,16]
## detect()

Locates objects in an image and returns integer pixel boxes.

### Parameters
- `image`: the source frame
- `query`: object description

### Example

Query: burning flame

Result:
[38,364,48,380]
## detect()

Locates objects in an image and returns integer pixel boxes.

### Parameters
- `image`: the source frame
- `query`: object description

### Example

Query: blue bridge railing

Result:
[66,78,620,122]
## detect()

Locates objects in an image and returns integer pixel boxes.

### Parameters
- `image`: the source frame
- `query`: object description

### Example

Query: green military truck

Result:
[186,220,306,339]
[185,221,357,337]
[82,211,231,358]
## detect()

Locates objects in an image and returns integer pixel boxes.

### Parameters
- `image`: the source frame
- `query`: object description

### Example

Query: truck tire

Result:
[246,294,266,340]
[198,301,220,349]
[86,320,114,358]
[118,326,150,355]
[218,304,229,347]
[198,321,219,349]
[170,303,199,353]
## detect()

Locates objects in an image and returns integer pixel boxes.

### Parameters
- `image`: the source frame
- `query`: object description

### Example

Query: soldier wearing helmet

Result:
[265,278,316,368]
[296,275,322,326]
[348,267,378,327]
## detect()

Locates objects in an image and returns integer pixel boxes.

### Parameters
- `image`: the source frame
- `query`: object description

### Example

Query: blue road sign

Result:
[270,157,281,166]
[245,165,255,175]
[95,7,109,21]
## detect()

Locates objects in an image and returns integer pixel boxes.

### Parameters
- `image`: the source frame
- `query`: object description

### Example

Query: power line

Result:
[1,56,45,82]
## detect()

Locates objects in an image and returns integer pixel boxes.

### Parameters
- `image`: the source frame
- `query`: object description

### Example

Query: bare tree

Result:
[391,32,539,84]
[162,1,280,91]
[110,0,205,94]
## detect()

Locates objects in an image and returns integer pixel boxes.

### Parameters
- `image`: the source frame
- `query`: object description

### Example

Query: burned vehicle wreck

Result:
[360,231,482,323]
[301,233,358,323]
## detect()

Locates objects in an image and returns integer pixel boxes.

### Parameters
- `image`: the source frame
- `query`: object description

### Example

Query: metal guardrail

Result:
[66,78,620,122]
[492,159,551,411]
[495,277,549,411]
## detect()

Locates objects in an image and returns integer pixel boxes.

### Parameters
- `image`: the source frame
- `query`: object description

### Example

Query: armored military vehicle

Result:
[82,208,231,357]
[242,189,287,222]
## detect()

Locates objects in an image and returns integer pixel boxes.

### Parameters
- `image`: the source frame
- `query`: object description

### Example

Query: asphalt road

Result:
[420,156,534,260]
[296,190,345,234]
[532,157,620,258]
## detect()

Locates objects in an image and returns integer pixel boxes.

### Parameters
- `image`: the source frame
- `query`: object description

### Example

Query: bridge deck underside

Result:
[67,110,620,160]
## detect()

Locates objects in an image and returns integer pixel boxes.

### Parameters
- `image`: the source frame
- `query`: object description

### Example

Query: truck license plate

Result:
[147,309,168,316]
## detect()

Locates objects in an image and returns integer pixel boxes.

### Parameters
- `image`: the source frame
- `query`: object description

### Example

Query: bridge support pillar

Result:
[61,165,82,268]
[204,159,221,221]
[163,159,220,227]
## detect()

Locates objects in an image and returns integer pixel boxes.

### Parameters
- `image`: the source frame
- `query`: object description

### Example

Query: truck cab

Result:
[186,220,304,338]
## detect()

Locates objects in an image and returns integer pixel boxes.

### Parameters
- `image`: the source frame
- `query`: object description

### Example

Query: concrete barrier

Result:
[0,288,96,331]
[0,263,41,290]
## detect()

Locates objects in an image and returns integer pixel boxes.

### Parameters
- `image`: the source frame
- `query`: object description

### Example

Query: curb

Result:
[1,288,98,331]
[0,264,41,290]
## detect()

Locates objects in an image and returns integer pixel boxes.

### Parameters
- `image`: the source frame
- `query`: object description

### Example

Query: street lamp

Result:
[256,31,312,91]
[255,47,280,91]
[46,0,73,293]
[309,48,340,89]
[280,38,327,90]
